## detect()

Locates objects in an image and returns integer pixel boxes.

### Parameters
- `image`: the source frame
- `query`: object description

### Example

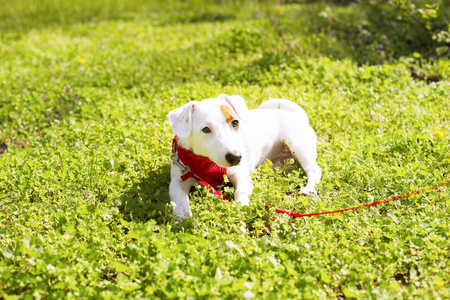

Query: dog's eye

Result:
[201,127,211,133]
[232,120,239,128]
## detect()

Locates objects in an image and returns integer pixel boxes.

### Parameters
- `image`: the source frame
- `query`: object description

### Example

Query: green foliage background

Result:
[0,0,449,298]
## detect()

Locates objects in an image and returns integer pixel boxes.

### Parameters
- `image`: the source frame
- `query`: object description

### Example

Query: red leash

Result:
[270,180,450,230]
[268,180,450,218]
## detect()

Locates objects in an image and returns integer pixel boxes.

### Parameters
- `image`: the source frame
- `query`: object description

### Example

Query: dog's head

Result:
[167,94,248,168]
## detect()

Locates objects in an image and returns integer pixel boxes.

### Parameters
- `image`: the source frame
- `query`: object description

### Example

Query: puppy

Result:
[167,94,322,219]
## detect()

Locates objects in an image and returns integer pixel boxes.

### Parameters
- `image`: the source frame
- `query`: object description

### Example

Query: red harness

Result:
[171,136,229,201]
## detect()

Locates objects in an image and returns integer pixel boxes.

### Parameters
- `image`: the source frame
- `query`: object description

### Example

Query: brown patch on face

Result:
[220,105,237,124]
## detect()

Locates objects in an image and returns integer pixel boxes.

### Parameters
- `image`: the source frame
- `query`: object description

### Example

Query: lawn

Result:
[0,0,449,298]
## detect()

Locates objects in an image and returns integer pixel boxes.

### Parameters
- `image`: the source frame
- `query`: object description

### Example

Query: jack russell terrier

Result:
[167,94,322,219]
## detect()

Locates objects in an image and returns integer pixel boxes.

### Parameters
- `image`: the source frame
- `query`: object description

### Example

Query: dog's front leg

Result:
[169,165,194,220]
[227,167,253,206]
[169,179,193,220]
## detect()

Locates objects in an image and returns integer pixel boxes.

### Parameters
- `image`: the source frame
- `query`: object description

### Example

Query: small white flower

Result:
[243,282,253,290]
[243,290,255,299]
[47,264,56,271]
[27,258,36,266]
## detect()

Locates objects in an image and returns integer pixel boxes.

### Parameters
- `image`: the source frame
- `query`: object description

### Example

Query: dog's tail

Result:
[256,99,309,123]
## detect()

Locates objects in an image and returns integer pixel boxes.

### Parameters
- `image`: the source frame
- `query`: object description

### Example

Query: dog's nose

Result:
[225,153,241,166]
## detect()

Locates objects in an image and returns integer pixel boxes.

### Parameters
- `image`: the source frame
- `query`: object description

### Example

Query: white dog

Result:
[167,94,322,219]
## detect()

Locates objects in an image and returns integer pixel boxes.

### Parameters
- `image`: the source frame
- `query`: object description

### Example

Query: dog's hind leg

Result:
[286,128,322,195]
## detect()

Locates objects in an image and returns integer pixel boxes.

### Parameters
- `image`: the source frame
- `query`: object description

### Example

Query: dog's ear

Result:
[167,101,196,138]
[218,94,248,121]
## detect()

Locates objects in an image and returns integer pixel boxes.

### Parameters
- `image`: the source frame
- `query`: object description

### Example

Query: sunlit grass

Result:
[0,0,449,298]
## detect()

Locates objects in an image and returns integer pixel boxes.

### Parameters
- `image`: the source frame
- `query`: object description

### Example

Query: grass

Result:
[0,0,449,298]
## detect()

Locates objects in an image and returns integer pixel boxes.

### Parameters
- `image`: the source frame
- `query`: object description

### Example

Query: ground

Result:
[0,0,449,298]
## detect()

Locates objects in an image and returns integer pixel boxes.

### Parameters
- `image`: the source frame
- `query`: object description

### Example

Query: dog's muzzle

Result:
[225,152,241,166]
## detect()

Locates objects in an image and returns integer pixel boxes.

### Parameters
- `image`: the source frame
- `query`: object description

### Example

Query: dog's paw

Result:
[299,186,317,195]
[173,205,193,221]
[235,195,250,206]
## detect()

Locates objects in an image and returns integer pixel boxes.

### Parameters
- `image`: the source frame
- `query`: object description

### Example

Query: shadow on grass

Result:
[289,1,449,64]
[118,163,172,225]
[2,0,447,67]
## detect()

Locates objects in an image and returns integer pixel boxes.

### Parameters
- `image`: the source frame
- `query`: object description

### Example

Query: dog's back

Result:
[256,99,309,123]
